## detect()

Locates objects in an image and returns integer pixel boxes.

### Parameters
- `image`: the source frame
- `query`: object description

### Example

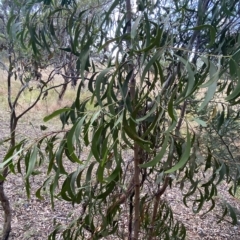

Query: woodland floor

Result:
[0,97,240,239]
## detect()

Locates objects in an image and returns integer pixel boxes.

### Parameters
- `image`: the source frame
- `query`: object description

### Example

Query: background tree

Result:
[0,0,109,239]
[1,0,240,239]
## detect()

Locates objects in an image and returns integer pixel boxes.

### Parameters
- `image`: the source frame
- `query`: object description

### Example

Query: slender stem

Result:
[212,126,236,163]
[0,177,11,240]
[133,144,140,240]
[176,100,187,135]
[0,45,14,239]
[7,48,13,110]
[148,177,170,240]
[17,68,55,120]
[125,0,140,239]
[128,191,134,239]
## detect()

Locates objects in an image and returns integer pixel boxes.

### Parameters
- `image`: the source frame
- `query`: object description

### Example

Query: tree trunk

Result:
[125,0,140,239]
[0,168,11,240]
[0,53,16,240]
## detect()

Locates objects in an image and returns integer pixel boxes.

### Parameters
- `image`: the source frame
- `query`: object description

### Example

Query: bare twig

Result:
[176,100,187,135]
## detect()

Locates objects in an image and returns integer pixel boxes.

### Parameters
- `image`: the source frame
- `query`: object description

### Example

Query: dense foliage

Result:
[1,0,240,239]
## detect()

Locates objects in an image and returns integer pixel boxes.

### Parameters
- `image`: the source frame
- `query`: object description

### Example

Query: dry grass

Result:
[0,68,96,123]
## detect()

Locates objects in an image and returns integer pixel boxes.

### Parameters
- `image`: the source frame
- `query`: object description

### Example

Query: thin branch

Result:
[212,126,237,165]
[16,87,43,121]
[176,100,187,135]
[12,84,28,109]
[0,61,9,72]
[7,55,13,110]
[42,79,72,93]
[16,68,57,120]
[148,176,170,240]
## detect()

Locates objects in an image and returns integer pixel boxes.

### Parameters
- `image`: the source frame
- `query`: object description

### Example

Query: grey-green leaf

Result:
[26,146,38,178]
[165,128,191,173]
[140,133,169,168]
[44,108,72,122]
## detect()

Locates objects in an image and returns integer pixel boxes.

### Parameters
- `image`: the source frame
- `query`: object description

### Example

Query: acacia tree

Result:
[1,0,240,239]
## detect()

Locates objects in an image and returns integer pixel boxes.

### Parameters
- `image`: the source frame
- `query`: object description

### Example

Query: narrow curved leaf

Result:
[165,128,191,173]
[187,25,216,48]
[141,49,164,86]
[198,80,217,111]
[67,117,86,164]
[194,118,207,127]
[131,15,142,39]
[44,108,72,122]
[123,114,151,151]
[177,55,195,97]
[95,68,112,107]
[226,69,240,101]
[140,133,169,168]
[26,146,38,178]
[168,89,177,121]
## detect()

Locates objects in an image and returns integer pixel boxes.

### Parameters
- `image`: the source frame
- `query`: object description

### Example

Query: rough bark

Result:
[0,52,14,240]
[0,168,11,240]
